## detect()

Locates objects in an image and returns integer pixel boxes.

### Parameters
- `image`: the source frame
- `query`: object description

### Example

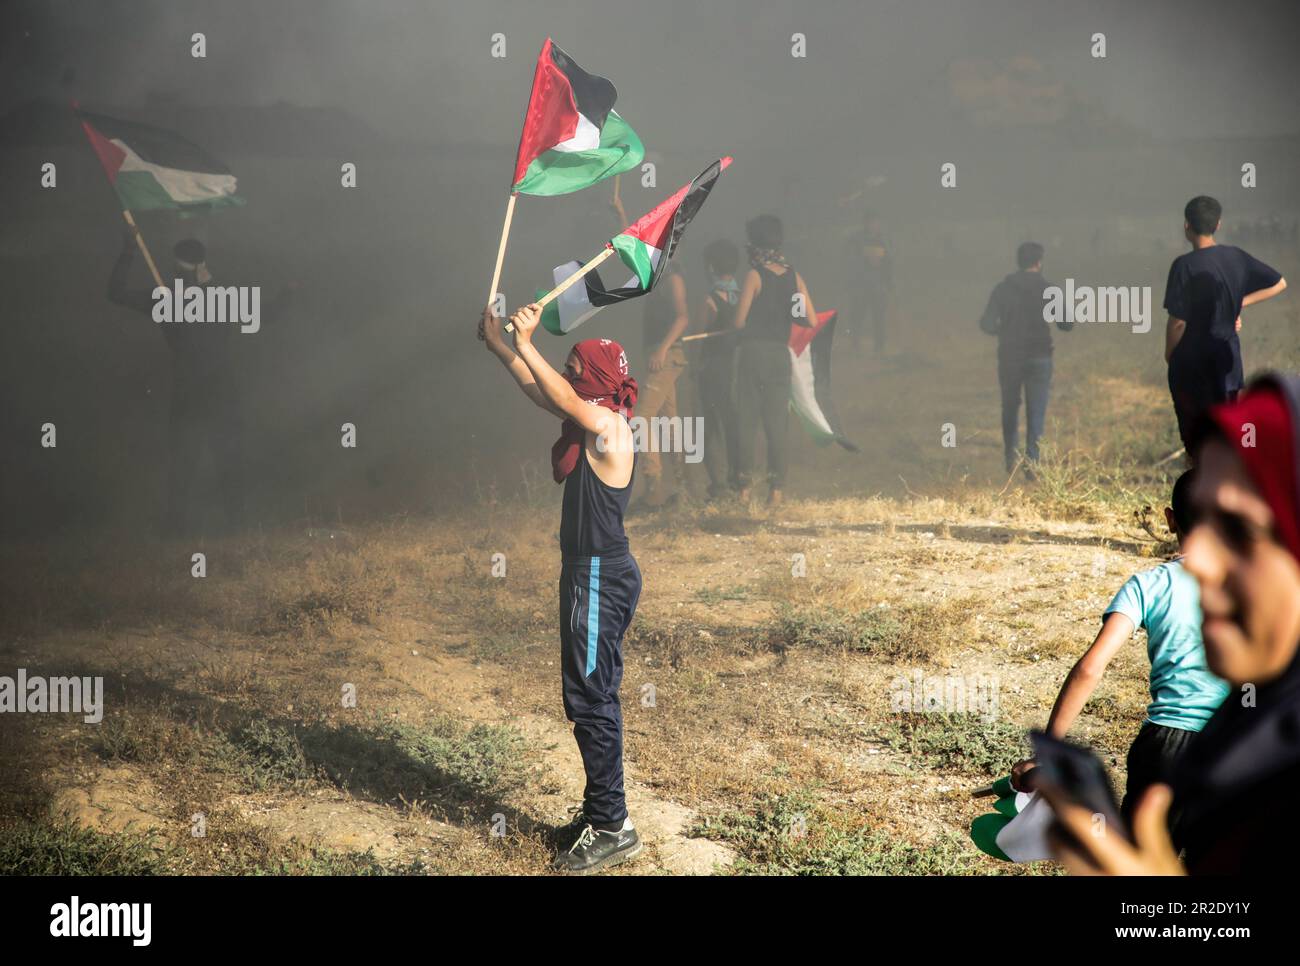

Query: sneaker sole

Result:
[557,838,644,876]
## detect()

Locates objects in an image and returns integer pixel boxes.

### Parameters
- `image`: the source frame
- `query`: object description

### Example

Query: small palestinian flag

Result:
[78,109,243,213]
[512,38,643,196]
[537,258,641,335]
[789,310,858,451]
[610,157,731,290]
[969,776,1053,863]
[538,157,732,335]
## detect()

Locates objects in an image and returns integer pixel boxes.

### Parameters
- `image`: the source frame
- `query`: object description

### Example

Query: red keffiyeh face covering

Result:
[551,338,638,483]
[1208,383,1300,562]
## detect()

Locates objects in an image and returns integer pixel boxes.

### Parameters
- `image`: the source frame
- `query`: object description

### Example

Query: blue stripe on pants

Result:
[585,556,601,676]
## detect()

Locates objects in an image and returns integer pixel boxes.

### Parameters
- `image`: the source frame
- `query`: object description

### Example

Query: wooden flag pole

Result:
[121,209,165,289]
[681,329,734,343]
[537,246,615,308]
[485,193,518,310]
[505,246,617,333]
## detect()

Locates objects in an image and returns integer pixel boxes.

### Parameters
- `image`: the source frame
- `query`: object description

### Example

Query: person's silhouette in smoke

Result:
[108,233,245,537]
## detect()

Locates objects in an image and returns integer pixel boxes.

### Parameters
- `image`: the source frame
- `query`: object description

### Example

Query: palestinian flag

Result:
[512,39,643,196]
[538,157,732,335]
[609,157,731,290]
[77,109,243,213]
[537,258,642,335]
[789,310,858,451]
[969,776,1053,863]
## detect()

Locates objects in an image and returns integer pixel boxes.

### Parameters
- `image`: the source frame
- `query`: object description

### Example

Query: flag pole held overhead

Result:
[493,37,644,331]
[485,192,517,310]
[505,246,616,332]
[121,210,165,290]
[537,247,615,308]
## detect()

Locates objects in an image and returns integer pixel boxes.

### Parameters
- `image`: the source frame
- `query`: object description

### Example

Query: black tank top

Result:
[741,264,798,343]
[700,288,739,366]
[560,441,633,558]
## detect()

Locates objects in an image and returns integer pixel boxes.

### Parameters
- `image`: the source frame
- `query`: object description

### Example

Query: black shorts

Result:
[1122,721,1197,827]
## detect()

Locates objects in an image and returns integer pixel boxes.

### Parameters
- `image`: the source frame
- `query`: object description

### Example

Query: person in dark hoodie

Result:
[979,241,1073,474]
[1038,372,1300,875]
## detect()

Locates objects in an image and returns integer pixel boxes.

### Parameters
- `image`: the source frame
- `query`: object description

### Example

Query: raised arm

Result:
[478,306,565,419]
[509,303,619,436]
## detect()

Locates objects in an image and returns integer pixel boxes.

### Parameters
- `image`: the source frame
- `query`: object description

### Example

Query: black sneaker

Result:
[553,821,642,875]
[551,804,589,848]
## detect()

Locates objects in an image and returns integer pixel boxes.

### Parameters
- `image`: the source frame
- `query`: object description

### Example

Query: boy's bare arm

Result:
[650,273,690,371]
[1044,612,1134,737]
[1164,315,1186,363]
[509,303,615,436]
[732,269,761,329]
[1010,612,1134,790]
[1242,276,1287,308]
[479,307,565,418]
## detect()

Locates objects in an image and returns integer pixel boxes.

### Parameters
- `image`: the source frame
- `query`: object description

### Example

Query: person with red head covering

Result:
[1038,372,1300,875]
[479,303,643,874]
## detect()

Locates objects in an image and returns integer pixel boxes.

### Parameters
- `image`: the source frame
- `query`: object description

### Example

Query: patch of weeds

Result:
[0,819,169,875]
[292,714,528,808]
[209,720,319,791]
[247,845,429,876]
[91,706,205,767]
[693,585,753,605]
[765,599,973,662]
[880,712,1027,777]
[383,717,527,800]
[695,792,989,875]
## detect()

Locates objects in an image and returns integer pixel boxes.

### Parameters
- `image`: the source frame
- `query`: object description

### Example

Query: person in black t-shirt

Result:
[1164,196,1287,452]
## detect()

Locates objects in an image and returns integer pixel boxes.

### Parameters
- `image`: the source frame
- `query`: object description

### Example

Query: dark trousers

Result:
[734,340,792,489]
[998,354,1052,468]
[1169,369,1238,452]
[559,552,642,827]
[1122,721,1196,831]
[166,377,245,537]
[696,355,740,494]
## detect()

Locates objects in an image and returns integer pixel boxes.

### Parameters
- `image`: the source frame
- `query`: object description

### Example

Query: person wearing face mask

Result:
[479,303,644,875]
[108,232,244,537]
[1038,372,1300,875]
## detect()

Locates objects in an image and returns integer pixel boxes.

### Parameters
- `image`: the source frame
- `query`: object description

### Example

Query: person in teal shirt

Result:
[1010,470,1229,821]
